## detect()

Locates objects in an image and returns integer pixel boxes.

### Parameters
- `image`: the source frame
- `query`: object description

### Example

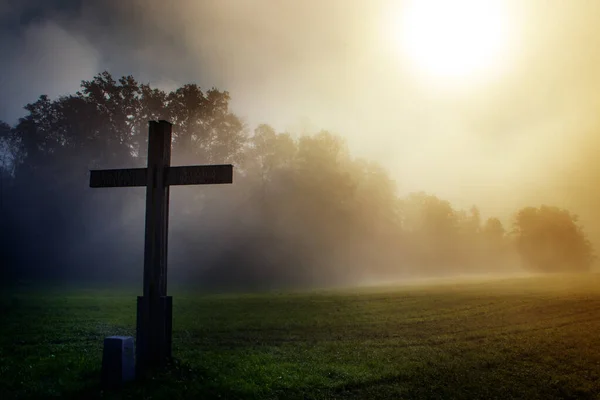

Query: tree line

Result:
[0,72,594,288]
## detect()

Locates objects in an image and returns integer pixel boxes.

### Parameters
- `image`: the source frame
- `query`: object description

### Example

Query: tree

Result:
[400,192,461,272]
[512,205,594,272]
[6,69,581,289]
[0,121,16,175]
[168,85,246,165]
[454,206,484,270]
[481,217,510,269]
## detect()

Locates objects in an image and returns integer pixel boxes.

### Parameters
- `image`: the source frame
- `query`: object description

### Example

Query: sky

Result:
[2,0,600,238]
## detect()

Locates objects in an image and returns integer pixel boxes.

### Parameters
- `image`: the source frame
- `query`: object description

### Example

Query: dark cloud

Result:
[0,0,380,126]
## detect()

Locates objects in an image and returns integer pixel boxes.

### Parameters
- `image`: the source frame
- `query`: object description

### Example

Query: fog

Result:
[1,1,599,289]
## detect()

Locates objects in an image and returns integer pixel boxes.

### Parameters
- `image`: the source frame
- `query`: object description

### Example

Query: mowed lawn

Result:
[3,274,600,399]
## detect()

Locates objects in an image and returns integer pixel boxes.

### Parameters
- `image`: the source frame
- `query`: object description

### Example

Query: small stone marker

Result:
[101,336,135,387]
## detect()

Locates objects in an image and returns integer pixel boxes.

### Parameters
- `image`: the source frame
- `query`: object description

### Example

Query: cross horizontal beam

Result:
[90,168,147,188]
[90,164,233,188]
[167,164,233,186]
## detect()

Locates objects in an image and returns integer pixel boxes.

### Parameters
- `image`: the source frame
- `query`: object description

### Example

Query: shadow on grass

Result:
[62,358,258,400]
[59,360,600,400]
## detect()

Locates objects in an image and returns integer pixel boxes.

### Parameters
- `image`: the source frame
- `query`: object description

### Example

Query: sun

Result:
[391,0,510,80]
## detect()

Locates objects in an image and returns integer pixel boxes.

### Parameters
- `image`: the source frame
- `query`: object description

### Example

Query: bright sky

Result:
[2,0,600,237]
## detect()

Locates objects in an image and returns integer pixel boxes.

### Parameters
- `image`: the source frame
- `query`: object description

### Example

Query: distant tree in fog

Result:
[481,217,510,268]
[400,192,460,271]
[0,121,15,173]
[512,206,594,272]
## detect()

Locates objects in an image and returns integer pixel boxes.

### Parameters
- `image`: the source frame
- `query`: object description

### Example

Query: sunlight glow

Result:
[392,0,510,80]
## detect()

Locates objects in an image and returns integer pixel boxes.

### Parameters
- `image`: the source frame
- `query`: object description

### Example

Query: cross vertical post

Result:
[137,120,172,371]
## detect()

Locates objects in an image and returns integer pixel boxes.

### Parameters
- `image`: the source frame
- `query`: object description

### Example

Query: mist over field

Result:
[1,0,599,290]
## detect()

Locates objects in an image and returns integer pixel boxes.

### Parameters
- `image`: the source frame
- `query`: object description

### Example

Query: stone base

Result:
[101,336,135,387]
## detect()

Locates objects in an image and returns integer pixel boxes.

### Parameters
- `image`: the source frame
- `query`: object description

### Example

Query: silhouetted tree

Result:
[168,85,246,165]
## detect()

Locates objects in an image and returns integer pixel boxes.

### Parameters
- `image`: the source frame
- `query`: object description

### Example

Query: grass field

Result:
[2,274,600,399]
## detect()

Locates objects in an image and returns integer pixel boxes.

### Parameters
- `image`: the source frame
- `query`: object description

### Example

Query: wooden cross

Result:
[90,120,233,372]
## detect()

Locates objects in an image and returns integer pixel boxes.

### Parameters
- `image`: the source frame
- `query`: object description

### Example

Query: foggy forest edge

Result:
[0,72,594,290]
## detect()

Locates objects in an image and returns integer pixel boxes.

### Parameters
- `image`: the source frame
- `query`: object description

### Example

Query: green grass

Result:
[3,274,600,399]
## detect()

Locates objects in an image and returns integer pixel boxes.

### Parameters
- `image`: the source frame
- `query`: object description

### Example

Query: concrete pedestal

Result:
[101,336,135,387]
